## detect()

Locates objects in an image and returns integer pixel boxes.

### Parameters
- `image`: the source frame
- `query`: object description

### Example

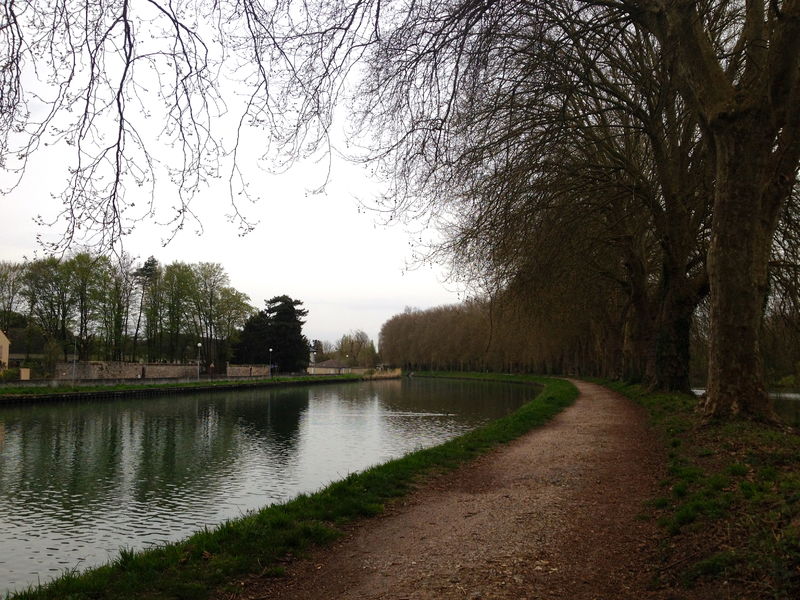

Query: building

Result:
[0,330,9,369]
[307,359,352,375]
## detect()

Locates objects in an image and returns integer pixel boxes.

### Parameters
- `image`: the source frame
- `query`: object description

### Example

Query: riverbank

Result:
[221,376,800,600]
[605,381,800,598]
[221,378,665,600]
[6,375,573,599]
[0,371,400,405]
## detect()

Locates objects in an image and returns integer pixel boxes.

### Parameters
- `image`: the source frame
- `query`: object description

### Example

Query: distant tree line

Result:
[380,276,800,388]
[0,254,380,377]
[0,254,252,373]
[310,330,379,368]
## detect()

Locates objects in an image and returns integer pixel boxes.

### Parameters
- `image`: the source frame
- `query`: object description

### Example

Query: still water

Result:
[0,378,534,594]
[692,388,800,426]
[773,391,800,426]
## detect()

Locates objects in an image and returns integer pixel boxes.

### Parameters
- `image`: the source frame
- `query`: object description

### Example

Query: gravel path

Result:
[223,380,670,599]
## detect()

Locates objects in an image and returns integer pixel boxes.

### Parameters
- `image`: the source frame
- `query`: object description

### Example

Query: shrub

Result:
[0,368,20,382]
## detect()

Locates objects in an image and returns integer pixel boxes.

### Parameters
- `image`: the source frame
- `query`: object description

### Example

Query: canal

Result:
[0,377,535,595]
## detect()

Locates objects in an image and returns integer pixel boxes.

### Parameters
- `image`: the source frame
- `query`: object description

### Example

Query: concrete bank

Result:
[0,372,401,406]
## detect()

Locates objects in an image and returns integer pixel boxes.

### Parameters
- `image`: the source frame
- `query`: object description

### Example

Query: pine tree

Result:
[234,295,309,373]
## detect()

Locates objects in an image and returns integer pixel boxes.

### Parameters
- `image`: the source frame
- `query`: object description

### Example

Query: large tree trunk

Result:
[654,294,694,393]
[653,254,707,393]
[703,121,780,420]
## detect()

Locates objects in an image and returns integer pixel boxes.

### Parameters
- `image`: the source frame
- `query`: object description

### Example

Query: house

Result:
[307,358,351,375]
[0,330,9,369]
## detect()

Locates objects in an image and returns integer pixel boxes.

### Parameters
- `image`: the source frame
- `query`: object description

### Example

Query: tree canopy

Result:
[1,254,252,371]
[3,1,800,419]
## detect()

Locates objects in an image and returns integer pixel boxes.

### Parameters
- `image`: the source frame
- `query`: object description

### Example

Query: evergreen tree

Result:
[234,295,309,373]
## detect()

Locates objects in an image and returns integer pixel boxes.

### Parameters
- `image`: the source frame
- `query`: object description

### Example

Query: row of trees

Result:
[380,290,800,387]
[358,0,799,421]
[1,254,380,376]
[4,1,799,420]
[0,255,252,370]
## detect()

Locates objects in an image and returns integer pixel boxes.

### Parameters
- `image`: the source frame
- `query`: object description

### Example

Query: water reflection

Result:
[692,388,800,426]
[0,378,533,594]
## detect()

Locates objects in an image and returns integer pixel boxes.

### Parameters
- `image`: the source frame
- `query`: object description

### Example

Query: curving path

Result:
[221,380,671,599]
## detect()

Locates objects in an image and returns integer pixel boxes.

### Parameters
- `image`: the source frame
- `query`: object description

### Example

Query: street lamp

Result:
[196,342,202,381]
[269,347,273,378]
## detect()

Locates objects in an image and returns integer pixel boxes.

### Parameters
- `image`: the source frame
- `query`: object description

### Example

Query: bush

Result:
[0,368,20,382]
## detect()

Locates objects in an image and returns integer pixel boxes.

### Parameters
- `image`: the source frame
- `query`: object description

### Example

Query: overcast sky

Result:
[0,147,462,346]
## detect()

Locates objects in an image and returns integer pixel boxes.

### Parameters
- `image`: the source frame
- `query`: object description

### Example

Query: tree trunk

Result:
[653,255,706,393]
[703,121,780,420]
[653,289,694,393]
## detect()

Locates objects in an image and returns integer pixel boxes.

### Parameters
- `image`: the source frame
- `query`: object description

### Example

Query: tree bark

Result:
[703,118,780,420]
[653,285,695,393]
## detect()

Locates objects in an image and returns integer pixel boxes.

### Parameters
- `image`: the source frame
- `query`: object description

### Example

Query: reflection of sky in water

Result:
[0,378,533,594]
[692,388,800,426]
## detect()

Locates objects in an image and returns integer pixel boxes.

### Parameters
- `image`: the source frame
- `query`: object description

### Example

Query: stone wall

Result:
[54,361,197,381]
[226,364,271,377]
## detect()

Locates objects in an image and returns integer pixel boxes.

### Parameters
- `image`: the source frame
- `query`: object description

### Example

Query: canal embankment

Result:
[9,374,796,599]
[0,370,401,405]
[213,378,800,600]
[3,375,573,600]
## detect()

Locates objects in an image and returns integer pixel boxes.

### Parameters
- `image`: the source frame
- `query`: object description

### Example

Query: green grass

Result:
[605,381,800,598]
[6,375,576,600]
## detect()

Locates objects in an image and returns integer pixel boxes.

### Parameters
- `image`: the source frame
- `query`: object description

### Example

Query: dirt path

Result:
[224,380,670,599]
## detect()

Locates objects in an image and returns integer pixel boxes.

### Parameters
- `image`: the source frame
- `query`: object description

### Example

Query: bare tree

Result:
[4,1,799,419]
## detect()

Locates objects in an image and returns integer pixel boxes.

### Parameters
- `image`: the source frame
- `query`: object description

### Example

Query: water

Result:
[692,388,800,425]
[0,378,534,594]
[773,390,800,426]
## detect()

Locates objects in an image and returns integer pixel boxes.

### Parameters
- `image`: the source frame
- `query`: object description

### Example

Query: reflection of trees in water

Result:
[0,402,134,516]
[363,378,535,418]
[299,380,534,459]
[214,387,307,464]
[0,381,530,519]
[0,388,308,513]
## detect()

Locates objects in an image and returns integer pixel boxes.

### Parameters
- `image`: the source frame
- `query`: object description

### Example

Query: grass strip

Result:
[6,375,576,600]
[604,381,800,598]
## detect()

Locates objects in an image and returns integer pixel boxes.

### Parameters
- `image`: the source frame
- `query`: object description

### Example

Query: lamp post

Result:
[269,347,273,378]
[196,342,202,381]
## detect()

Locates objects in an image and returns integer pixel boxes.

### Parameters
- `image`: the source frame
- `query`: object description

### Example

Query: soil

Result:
[218,380,688,600]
